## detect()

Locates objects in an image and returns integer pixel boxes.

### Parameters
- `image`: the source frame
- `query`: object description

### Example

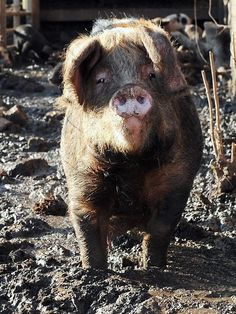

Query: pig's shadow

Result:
[120,240,236,294]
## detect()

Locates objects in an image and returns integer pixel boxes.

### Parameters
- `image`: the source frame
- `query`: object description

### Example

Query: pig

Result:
[164,13,191,30]
[172,22,230,71]
[184,24,203,41]
[152,16,185,34]
[60,19,203,269]
[203,21,230,70]
[14,24,52,63]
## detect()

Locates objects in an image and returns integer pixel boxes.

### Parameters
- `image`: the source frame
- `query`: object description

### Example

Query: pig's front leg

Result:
[70,204,109,269]
[142,184,190,269]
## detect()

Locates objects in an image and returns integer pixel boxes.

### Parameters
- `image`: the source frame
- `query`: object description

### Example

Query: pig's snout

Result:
[110,85,152,119]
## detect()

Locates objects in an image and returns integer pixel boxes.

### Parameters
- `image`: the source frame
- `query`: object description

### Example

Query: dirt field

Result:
[0,65,236,313]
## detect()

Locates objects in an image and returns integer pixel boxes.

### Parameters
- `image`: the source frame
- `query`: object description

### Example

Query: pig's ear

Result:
[63,37,102,105]
[141,27,187,93]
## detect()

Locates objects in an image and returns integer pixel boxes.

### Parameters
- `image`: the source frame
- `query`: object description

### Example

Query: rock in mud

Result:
[0,169,14,184]
[0,101,9,116]
[0,117,20,133]
[27,137,56,152]
[3,105,28,126]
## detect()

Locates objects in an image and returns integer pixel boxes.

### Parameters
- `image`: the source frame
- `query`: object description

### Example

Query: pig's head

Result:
[62,20,187,153]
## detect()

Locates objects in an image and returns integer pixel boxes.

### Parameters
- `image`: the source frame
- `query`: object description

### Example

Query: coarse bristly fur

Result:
[59,18,203,269]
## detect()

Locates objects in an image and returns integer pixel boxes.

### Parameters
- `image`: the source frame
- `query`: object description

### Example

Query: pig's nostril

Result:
[119,96,127,106]
[137,96,145,104]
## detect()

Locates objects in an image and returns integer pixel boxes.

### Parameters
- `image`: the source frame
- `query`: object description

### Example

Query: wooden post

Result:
[13,0,21,27]
[22,0,31,23]
[31,0,40,29]
[229,0,236,101]
[0,0,6,48]
[22,0,31,11]
[13,0,20,45]
[231,143,236,163]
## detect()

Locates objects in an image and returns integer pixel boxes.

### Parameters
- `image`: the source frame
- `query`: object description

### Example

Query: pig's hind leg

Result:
[142,221,172,269]
[142,187,190,269]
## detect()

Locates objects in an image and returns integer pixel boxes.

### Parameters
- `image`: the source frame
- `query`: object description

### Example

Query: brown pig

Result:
[60,19,203,269]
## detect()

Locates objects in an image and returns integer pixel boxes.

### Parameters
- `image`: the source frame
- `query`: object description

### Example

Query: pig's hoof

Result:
[155,262,167,270]
[81,258,108,269]
[153,257,167,270]
[142,255,167,270]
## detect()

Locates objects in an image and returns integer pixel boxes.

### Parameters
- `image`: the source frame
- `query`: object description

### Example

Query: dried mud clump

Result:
[33,193,67,216]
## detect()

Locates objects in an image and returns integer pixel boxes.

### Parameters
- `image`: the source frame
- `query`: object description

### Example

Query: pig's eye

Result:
[149,73,156,80]
[96,78,106,84]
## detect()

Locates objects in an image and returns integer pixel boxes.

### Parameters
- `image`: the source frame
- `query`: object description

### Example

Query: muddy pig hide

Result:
[60,19,203,269]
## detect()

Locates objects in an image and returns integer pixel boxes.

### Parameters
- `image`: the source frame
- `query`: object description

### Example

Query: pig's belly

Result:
[106,172,149,217]
[111,196,148,217]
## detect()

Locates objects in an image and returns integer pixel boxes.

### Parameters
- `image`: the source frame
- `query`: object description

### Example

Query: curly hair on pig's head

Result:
[61,24,186,105]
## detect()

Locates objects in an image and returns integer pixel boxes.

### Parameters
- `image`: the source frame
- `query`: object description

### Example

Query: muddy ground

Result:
[0,64,236,314]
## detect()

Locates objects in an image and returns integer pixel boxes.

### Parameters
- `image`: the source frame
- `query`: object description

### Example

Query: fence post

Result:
[0,0,6,48]
[31,0,40,29]
[229,0,236,101]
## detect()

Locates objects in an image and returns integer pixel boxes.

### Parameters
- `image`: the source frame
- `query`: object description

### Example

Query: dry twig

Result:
[209,51,225,159]
[231,143,236,163]
[201,52,236,193]
[233,32,236,65]
[208,0,220,26]
[201,70,218,158]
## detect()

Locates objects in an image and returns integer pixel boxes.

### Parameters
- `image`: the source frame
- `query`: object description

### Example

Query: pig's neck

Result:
[87,130,175,170]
